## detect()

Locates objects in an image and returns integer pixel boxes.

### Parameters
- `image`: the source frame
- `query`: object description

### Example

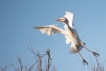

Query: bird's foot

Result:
[83,59,88,65]
[93,52,100,57]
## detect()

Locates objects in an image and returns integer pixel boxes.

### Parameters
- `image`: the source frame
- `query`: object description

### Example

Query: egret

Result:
[33,12,99,65]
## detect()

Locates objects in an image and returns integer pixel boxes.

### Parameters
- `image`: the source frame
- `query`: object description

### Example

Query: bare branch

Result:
[0,58,13,71]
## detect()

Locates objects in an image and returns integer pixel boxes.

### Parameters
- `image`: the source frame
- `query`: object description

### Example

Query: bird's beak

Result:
[55,18,61,22]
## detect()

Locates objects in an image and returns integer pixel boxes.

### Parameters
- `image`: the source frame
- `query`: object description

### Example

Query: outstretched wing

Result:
[64,11,74,28]
[33,24,71,44]
[33,24,67,36]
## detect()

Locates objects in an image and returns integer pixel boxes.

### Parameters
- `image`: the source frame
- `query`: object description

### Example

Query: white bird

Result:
[33,12,99,65]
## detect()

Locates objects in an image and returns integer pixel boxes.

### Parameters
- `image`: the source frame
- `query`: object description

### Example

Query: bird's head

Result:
[56,17,69,25]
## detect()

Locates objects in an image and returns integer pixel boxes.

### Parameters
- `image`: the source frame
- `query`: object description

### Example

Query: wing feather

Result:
[64,11,74,28]
[33,24,66,36]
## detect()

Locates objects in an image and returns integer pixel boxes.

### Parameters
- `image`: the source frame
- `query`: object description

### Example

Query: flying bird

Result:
[33,11,99,65]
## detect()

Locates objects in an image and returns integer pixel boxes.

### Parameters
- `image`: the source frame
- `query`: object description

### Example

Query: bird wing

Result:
[64,11,74,28]
[33,24,67,36]
[33,24,71,44]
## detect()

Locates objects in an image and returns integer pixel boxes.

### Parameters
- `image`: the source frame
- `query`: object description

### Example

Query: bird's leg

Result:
[78,52,88,65]
[81,42,100,57]
[83,46,100,57]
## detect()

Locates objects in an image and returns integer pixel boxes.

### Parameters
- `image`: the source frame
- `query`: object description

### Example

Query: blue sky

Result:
[0,0,106,71]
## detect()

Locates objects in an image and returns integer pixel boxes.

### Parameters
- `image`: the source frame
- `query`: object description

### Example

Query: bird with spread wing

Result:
[33,11,99,65]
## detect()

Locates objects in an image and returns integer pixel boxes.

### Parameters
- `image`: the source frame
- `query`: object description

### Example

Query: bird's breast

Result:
[68,30,80,45]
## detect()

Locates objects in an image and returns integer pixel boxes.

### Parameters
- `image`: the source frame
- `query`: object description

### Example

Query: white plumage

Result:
[34,11,99,65]
[37,24,65,35]
[34,24,81,53]
[64,11,74,44]
[64,11,74,28]
[34,24,71,45]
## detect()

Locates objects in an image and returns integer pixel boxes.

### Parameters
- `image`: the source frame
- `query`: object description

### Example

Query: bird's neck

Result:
[63,22,70,29]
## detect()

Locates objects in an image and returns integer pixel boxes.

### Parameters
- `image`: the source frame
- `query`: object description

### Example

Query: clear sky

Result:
[0,0,106,71]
